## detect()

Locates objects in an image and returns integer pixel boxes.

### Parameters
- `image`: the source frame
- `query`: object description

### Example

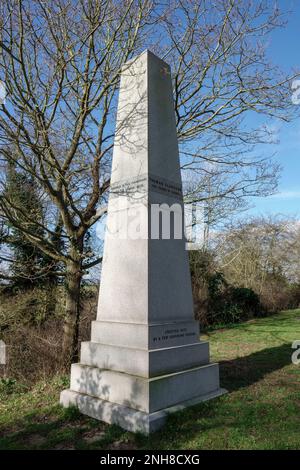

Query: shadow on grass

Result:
[220,342,293,391]
[136,342,297,449]
[0,343,295,450]
[0,404,129,450]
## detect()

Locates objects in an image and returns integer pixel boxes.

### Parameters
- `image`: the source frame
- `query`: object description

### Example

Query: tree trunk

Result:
[62,261,82,368]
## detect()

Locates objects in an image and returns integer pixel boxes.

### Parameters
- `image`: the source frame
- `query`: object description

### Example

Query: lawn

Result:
[0,309,300,450]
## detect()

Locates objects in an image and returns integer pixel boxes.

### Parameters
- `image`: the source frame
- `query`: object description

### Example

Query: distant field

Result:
[0,309,299,450]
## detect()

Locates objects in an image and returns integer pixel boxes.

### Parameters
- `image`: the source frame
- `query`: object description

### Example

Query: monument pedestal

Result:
[60,50,226,434]
[61,326,225,433]
[61,379,225,434]
[61,324,225,433]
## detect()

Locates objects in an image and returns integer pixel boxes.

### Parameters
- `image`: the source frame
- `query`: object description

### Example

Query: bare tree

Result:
[0,0,298,364]
[0,0,155,364]
[163,0,298,209]
[216,216,300,296]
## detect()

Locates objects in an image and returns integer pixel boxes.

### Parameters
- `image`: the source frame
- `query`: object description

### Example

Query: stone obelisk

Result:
[60,50,225,434]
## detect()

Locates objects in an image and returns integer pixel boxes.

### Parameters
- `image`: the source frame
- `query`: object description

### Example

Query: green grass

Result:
[0,309,300,450]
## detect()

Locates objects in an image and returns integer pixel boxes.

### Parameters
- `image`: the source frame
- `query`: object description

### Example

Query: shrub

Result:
[229,287,261,317]
[288,284,300,309]
[0,285,97,386]
[207,282,261,326]
[190,251,263,326]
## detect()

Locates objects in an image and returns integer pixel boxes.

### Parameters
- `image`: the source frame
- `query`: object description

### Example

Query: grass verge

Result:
[0,309,299,450]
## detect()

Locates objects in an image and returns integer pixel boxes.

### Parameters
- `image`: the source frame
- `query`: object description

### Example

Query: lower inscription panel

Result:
[91,320,200,350]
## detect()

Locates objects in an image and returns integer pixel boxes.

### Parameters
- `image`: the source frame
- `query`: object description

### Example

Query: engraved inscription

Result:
[110,176,147,197]
[149,176,182,197]
[152,327,197,345]
[110,173,182,199]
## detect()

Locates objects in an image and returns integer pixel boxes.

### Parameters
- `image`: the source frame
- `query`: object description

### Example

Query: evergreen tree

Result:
[5,161,56,291]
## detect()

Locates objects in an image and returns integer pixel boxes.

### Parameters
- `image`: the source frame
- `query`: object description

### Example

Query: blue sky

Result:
[247,0,300,219]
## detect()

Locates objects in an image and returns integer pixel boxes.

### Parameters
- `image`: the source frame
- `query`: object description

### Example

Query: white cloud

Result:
[270,190,300,199]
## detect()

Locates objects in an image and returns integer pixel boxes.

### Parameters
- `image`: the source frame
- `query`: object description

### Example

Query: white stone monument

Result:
[60,50,226,433]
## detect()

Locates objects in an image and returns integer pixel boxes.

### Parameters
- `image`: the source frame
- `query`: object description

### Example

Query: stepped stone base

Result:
[60,387,226,434]
[61,332,226,433]
[80,340,210,377]
[68,362,221,412]
[60,359,226,433]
